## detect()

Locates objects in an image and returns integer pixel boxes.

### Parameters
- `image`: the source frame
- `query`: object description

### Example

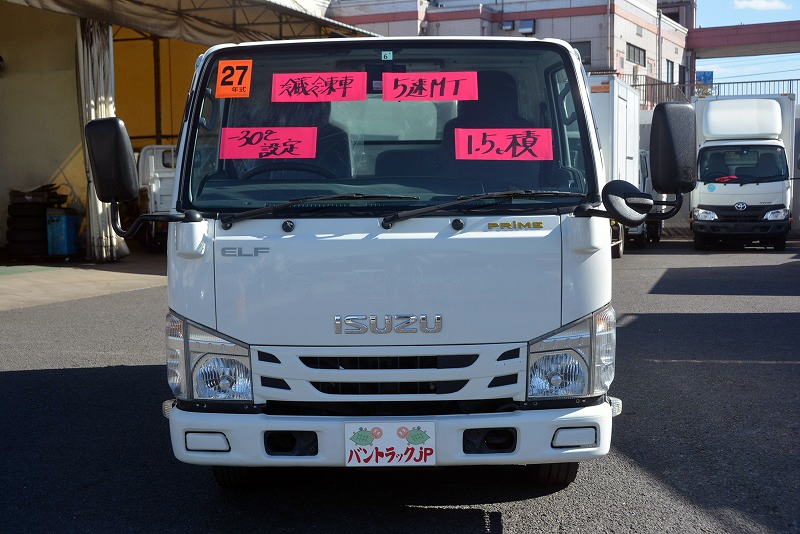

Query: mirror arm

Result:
[645,193,683,221]
[109,201,202,238]
[573,203,612,219]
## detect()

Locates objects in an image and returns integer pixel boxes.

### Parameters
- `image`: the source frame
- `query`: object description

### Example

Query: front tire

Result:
[773,233,787,251]
[693,234,710,251]
[524,462,579,489]
[647,221,662,243]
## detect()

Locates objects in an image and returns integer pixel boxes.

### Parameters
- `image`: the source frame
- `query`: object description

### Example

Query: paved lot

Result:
[1,240,798,533]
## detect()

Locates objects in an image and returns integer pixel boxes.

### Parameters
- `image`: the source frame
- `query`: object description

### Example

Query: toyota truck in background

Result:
[83,37,694,489]
[690,94,796,251]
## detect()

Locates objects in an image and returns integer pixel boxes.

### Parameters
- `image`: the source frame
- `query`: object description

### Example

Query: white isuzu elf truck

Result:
[84,37,695,489]
[690,94,796,251]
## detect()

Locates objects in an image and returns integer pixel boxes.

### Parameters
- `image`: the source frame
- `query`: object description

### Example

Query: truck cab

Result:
[690,95,795,251]
[83,37,694,488]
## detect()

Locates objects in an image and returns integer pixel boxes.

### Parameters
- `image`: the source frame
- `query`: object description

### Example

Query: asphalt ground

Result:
[1,240,798,533]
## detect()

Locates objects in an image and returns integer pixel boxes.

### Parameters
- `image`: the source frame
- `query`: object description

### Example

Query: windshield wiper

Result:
[381,190,585,228]
[220,193,420,229]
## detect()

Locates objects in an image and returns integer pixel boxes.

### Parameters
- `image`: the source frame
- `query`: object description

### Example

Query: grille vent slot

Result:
[300,354,477,370]
[488,374,518,388]
[311,380,467,396]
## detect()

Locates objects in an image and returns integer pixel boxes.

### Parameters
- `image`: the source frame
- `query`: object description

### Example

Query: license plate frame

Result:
[344,422,436,467]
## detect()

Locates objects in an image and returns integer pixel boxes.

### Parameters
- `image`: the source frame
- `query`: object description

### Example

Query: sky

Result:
[695,0,800,82]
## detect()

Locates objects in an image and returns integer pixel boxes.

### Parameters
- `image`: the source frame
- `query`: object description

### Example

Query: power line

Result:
[716,67,800,80]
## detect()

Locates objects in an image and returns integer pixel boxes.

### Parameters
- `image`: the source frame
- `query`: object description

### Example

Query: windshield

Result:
[698,145,788,185]
[184,40,595,215]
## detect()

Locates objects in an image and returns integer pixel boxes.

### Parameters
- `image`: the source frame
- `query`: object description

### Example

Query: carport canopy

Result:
[7,0,379,43]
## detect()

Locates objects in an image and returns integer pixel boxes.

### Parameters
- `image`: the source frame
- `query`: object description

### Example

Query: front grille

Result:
[311,380,467,395]
[700,204,783,223]
[252,342,528,403]
[300,354,478,370]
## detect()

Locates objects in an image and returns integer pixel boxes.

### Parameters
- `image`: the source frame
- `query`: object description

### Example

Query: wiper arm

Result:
[220,193,419,229]
[381,190,585,229]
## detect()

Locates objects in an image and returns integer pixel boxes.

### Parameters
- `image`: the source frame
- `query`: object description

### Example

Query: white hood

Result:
[212,216,563,346]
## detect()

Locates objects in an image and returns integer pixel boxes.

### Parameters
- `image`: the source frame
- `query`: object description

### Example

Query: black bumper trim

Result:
[692,220,789,236]
[174,396,607,416]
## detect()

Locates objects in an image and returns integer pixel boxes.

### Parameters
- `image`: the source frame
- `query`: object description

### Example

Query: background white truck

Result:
[137,145,176,250]
[690,95,796,250]
[588,75,661,255]
[84,37,695,490]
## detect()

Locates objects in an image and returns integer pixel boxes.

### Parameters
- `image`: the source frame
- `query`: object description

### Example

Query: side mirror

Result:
[602,180,653,227]
[649,102,697,195]
[84,117,138,202]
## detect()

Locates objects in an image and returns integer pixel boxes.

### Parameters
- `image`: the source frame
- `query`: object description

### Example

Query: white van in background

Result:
[137,145,176,249]
[691,95,795,250]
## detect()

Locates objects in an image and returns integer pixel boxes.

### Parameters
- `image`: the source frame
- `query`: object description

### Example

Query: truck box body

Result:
[586,75,650,242]
[587,75,640,189]
[691,95,795,247]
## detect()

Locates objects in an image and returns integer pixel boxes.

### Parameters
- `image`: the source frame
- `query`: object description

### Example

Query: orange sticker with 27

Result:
[216,60,253,98]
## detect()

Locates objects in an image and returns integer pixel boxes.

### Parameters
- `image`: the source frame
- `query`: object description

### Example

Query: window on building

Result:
[626,43,646,67]
[665,59,674,84]
[518,19,535,34]
[570,41,591,65]
[635,25,643,37]
[664,10,680,24]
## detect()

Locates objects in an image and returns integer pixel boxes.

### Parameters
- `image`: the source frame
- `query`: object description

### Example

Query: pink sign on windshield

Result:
[272,72,367,102]
[220,127,317,159]
[382,72,478,101]
[454,128,554,161]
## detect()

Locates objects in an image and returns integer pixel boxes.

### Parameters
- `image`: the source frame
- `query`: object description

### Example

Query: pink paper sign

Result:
[382,72,478,101]
[220,127,317,159]
[272,72,367,102]
[454,128,554,161]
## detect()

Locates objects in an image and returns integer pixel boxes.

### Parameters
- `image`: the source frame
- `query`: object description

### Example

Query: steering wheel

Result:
[239,161,338,181]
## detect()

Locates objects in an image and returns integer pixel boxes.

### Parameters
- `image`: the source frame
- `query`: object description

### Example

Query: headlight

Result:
[692,208,718,221]
[527,304,616,399]
[165,312,252,402]
[166,313,186,399]
[593,305,616,394]
[764,208,789,221]
[188,324,252,401]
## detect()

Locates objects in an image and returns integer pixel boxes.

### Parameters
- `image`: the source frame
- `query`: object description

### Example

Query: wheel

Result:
[524,462,579,489]
[212,466,259,489]
[693,234,709,251]
[611,229,625,259]
[6,229,47,243]
[8,216,46,230]
[773,234,787,251]
[630,231,647,248]
[8,203,48,217]
[647,221,662,243]
[6,242,47,258]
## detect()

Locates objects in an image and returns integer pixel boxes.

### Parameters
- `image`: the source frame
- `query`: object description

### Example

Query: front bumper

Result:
[167,401,613,466]
[692,219,790,237]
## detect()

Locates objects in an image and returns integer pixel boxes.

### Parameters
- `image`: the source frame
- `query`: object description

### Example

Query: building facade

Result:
[327,0,695,85]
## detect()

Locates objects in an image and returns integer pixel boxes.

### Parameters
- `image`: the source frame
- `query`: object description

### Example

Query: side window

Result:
[550,68,584,174]
[190,90,223,199]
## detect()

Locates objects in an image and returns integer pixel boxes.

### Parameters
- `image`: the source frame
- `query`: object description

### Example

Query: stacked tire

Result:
[6,203,48,258]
